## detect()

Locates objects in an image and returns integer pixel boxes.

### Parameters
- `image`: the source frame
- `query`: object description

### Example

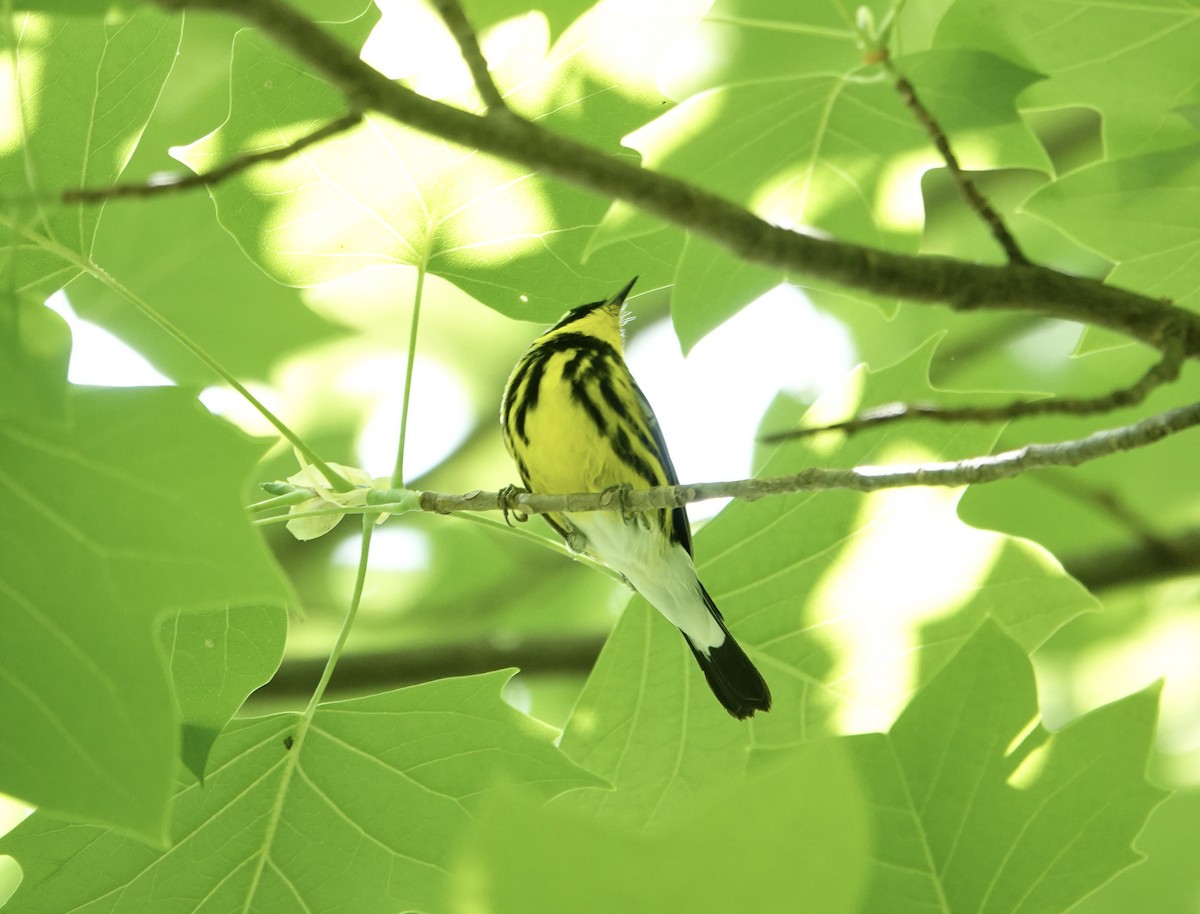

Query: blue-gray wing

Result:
[630,379,694,555]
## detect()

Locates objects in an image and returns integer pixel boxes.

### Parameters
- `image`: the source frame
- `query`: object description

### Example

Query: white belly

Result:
[568,510,726,652]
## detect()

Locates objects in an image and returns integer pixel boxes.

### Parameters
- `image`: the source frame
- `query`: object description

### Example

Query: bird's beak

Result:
[609,276,639,306]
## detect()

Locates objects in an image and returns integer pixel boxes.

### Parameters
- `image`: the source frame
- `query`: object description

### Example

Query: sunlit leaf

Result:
[0,7,180,299]
[936,0,1200,157]
[61,11,348,384]
[172,0,702,320]
[851,621,1167,912]
[612,40,1045,345]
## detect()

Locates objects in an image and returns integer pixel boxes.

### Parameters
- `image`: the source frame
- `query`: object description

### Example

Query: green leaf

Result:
[0,298,70,427]
[655,0,866,98]
[5,1,148,12]
[958,346,1200,562]
[66,13,346,384]
[0,387,290,842]
[0,7,181,299]
[1023,145,1200,309]
[449,738,869,914]
[0,672,603,913]
[936,0,1200,157]
[69,189,350,384]
[670,234,787,352]
[171,0,693,320]
[1070,788,1200,914]
[556,338,1097,827]
[851,621,1168,913]
[163,603,287,782]
[616,44,1045,345]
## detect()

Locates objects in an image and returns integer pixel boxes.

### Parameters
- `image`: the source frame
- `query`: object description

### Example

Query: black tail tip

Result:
[690,636,772,720]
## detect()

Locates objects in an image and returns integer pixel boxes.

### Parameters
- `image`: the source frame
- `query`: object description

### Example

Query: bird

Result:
[500,277,771,718]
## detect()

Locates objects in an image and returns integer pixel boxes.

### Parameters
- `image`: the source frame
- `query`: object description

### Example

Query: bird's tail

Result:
[684,585,772,719]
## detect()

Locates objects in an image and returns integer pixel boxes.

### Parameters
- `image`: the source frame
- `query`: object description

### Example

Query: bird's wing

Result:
[630,378,694,555]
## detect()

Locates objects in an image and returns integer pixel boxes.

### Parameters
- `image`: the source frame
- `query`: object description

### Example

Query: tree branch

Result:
[415,399,1200,518]
[148,0,1200,360]
[764,335,1186,441]
[428,0,508,112]
[250,634,605,703]
[885,59,1028,264]
[1060,528,1200,591]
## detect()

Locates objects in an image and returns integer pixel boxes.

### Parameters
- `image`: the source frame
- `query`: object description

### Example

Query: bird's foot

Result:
[600,483,638,526]
[498,484,529,526]
[563,522,589,553]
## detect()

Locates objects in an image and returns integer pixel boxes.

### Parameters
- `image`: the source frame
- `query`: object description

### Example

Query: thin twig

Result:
[764,335,1187,441]
[57,111,363,205]
[146,0,1200,360]
[416,399,1200,517]
[885,59,1029,265]
[428,0,507,112]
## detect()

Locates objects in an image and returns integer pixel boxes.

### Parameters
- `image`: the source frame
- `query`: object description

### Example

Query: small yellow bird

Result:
[500,278,771,718]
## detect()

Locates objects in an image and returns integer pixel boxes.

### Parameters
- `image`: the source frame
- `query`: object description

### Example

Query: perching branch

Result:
[147,0,1200,360]
[428,0,508,112]
[416,399,1200,518]
[764,335,1187,441]
[884,57,1029,265]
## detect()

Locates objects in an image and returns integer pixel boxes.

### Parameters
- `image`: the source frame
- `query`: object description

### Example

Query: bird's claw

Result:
[499,484,529,526]
[601,483,638,526]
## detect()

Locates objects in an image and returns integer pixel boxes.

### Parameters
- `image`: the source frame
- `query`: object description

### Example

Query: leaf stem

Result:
[2,215,354,492]
[305,515,375,713]
[391,264,426,488]
[241,515,375,911]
